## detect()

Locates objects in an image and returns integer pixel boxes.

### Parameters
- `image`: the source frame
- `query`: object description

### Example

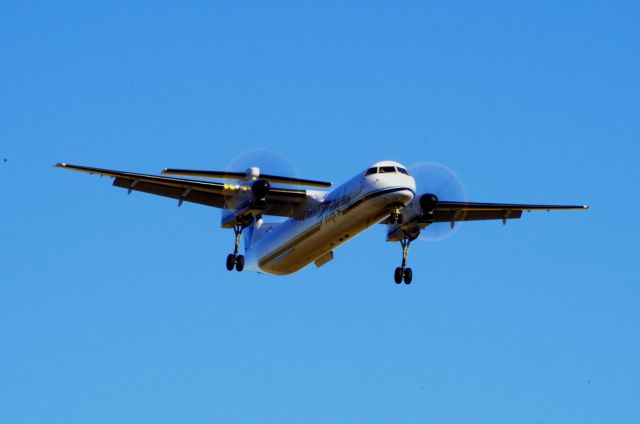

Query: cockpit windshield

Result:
[365,166,410,175]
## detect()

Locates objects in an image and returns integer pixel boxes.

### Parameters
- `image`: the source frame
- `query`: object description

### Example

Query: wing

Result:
[385,199,588,241]
[55,163,309,217]
[431,201,588,223]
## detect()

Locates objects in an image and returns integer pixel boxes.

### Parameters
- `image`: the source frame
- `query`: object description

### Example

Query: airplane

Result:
[55,161,588,284]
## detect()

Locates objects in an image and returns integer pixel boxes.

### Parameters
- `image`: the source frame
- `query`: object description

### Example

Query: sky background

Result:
[1,1,639,423]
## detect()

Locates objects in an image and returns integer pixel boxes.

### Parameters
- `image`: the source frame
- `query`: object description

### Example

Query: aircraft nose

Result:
[382,186,414,209]
[406,175,416,194]
[398,175,416,206]
[400,186,415,205]
[363,169,416,204]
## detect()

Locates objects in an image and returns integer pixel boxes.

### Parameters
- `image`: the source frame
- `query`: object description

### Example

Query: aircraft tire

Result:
[226,254,235,271]
[236,255,245,272]
[404,268,413,285]
[394,267,403,284]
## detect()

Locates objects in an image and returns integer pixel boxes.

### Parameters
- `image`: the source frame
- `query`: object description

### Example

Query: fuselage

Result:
[243,161,416,275]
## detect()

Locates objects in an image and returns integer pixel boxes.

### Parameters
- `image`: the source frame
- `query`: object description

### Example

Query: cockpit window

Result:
[379,166,397,173]
[365,166,409,175]
[365,167,377,175]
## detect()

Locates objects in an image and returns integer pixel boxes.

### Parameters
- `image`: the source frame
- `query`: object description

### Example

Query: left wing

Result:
[431,201,588,223]
[386,199,588,241]
[55,163,309,216]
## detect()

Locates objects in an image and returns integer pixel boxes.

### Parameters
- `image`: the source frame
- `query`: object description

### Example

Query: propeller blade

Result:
[409,162,467,242]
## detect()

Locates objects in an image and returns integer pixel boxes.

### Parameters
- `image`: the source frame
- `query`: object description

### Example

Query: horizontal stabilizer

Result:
[162,168,332,188]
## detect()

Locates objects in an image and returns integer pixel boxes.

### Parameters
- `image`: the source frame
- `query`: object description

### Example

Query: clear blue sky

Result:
[1,1,638,423]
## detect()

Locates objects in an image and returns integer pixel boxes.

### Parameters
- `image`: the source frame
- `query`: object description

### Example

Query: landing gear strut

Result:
[226,224,245,272]
[394,237,415,284]
[389,208,403,225]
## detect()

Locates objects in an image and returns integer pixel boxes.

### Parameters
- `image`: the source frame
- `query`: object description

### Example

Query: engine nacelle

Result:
[251,179,271,199]
[419,193,438,213]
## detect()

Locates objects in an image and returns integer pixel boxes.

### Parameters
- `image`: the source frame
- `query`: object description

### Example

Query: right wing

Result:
[55,163,309,217]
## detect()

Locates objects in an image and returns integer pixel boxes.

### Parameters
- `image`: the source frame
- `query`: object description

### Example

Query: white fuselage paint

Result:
[243,164,416,275]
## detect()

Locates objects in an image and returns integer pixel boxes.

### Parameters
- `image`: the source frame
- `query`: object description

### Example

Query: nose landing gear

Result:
[389,208,403,225]
[394,237,415,284]
[226,224,245,272]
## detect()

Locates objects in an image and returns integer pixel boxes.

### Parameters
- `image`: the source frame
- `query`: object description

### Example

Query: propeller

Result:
[226,148,298,183]
[409,162,468,242]
[225,148,303,217]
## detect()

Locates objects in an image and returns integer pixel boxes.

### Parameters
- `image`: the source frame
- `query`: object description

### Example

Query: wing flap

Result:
[432,209,524,222]
[112,178,225,208]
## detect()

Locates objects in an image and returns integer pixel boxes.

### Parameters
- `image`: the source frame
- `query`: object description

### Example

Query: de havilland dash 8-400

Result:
[56,161,588,284]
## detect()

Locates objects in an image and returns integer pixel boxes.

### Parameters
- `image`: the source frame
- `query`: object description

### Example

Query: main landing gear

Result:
[394,237,415,284]
[226,224,245,272]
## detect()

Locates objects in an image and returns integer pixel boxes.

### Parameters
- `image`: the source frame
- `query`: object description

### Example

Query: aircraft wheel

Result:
[394,267,403,284]
[226,254,235,271]
[403,268,413,285]
[236,255,245,272]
